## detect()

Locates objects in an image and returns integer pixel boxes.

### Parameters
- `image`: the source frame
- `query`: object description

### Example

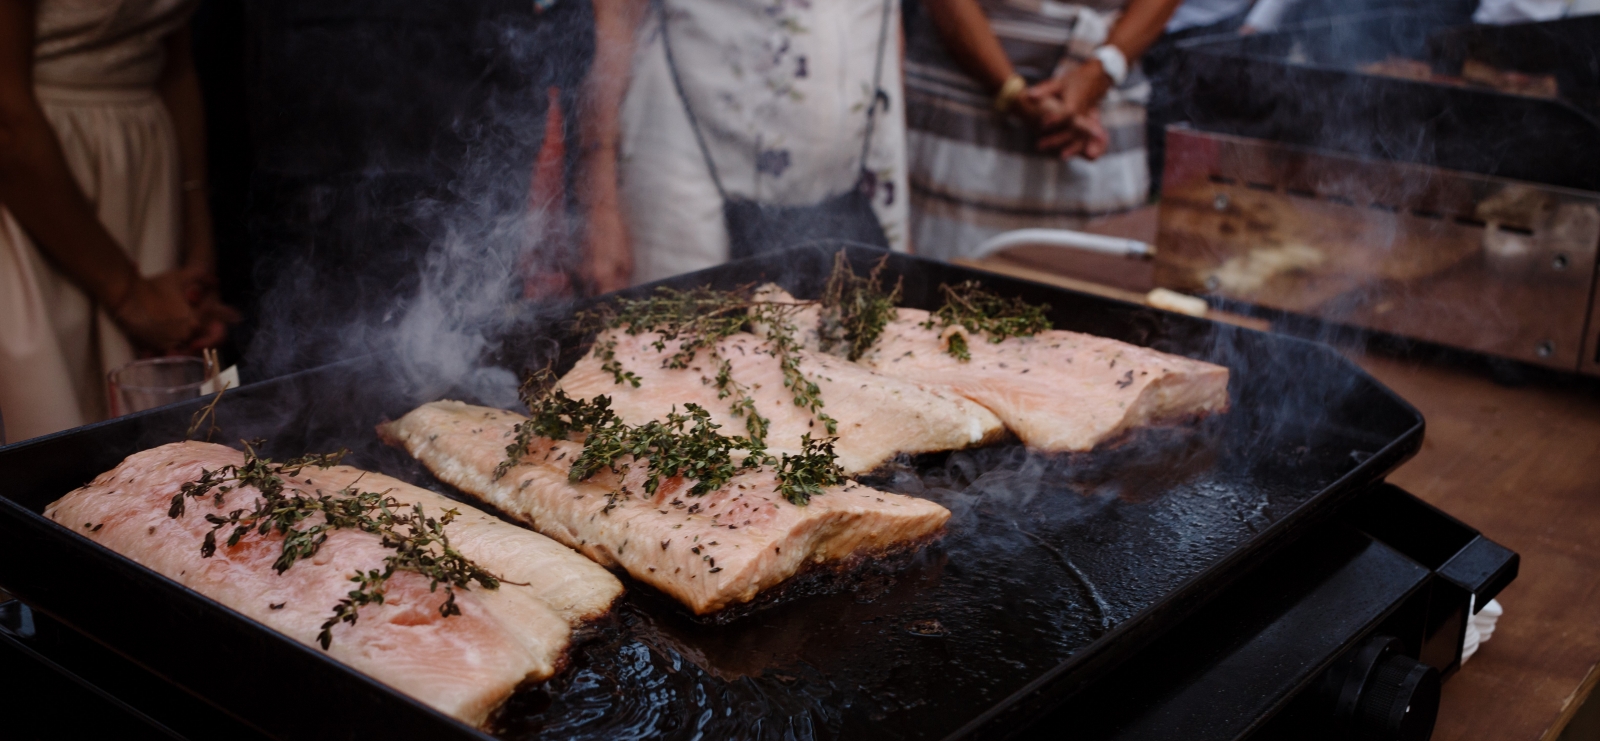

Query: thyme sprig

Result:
[169,443,503,649]
[774,434,844,505]
[818,252,902,361]
[577,285,837,441]
[502,381,845,507]
[921,281,1053,360]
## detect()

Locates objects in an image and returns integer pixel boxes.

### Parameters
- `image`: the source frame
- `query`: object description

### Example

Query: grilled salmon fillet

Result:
[755,285,1230,452]
[300,466,621,626]
[858,310,1231,451]
[559,329,1004,474]
[382,401,952,616]
[46,441,621,727]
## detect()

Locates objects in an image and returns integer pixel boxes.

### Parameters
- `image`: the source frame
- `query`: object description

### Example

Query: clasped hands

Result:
[1008,61,1114,162]
[111,265,238,354]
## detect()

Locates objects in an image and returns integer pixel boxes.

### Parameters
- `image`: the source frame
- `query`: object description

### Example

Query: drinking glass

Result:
[108,357,214,416]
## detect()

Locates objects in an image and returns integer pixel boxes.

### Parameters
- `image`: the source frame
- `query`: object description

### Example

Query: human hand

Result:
[1038,107,1110,161]
[179,266,239,351]
[109,269,202,351]
[1026,62,1114,160]
[581,200,633,295]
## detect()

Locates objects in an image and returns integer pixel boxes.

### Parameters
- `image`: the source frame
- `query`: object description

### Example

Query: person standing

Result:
[580,0,911,291]
[903,0,1184,262]
[0,0,230,442]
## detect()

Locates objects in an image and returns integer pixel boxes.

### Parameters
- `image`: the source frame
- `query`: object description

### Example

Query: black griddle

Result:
[0,244,1427,740]
[1170,10,1600,192]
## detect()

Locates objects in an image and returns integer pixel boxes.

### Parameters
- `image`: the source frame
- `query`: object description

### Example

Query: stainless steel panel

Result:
[1157,128,1600,371]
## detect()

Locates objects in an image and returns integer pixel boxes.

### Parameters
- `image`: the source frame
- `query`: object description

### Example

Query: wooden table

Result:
[1362,354,1600,741]
[963,244,1600,740]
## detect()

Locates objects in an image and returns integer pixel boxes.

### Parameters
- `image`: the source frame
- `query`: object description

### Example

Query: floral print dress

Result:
[618,0,910,284]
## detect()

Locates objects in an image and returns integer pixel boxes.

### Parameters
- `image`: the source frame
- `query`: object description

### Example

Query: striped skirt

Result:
[904,0,1149,261]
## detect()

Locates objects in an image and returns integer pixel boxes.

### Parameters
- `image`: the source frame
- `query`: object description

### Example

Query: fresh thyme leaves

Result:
[169,443,503,649]
[946,331,972,362]
[818,252,902,362]
[578,285,831,442]
[922,281,1052,360]
[501,372,848,509]
[753,303,839,435]
[774,434,844,505]
[570,403,768,499]
[186,384,226,442]
[578,286,754,371]
[496,375,618,480]
[313,501,501,649]
[714,358,769,441]
[512,383,772,503]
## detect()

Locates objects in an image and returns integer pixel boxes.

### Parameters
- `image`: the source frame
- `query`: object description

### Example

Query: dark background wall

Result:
[190,0,593,377]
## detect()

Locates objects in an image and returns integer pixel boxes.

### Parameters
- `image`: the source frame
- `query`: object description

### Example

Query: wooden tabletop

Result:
[964,240,1600,740]
[1362,353,1600,741]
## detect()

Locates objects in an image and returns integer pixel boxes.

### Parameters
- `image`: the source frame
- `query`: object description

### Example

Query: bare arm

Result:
[577,0,648,294]
[920,0,1054,126]
[0,0,199,349]
[922,0,1014,91]
[0,0,140,307]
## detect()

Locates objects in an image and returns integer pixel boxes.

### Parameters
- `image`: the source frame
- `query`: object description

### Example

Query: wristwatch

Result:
[1091,44,1128,86]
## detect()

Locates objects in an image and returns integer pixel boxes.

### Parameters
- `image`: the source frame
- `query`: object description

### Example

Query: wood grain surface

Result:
[1358,353,1600,741]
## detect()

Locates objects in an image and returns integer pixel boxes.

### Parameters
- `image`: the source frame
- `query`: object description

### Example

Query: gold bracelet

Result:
[993,73,1026,113]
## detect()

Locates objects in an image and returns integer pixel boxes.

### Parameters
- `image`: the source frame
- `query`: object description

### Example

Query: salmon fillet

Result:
[45,441,622,727]
[754,285,1230,452]
[382,400,952,616]
[299,466,621,626]
[558,329,1004,474]
[858,309,1231,451]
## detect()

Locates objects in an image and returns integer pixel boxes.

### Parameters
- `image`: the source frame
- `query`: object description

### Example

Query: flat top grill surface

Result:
[0,245,1423,741]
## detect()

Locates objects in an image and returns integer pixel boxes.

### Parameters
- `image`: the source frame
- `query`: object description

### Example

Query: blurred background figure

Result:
[1142,0,1302,190]
[579,0,909,291]
[0,0,233,442]
[1475,0,1600,23]
[902,0,1184,262]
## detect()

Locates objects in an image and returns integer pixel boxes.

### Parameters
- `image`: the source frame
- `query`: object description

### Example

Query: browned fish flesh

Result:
[45,441,622,727]
[382,400,952,616]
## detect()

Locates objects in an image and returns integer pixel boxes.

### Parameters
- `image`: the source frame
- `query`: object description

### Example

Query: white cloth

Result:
[1460,597,1504,665]
[618,0,910,284]
[1166,0,1301,33]
[0,0,193,443]
[1472,0,1585,23]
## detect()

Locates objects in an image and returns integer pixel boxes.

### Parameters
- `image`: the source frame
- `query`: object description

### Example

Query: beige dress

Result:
[0,0,194,443]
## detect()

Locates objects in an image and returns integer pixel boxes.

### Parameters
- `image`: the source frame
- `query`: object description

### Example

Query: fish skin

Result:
[45,441,611,727]
[558,329,1005,475]
[858,309,1231,452]
[382,401,952,616]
